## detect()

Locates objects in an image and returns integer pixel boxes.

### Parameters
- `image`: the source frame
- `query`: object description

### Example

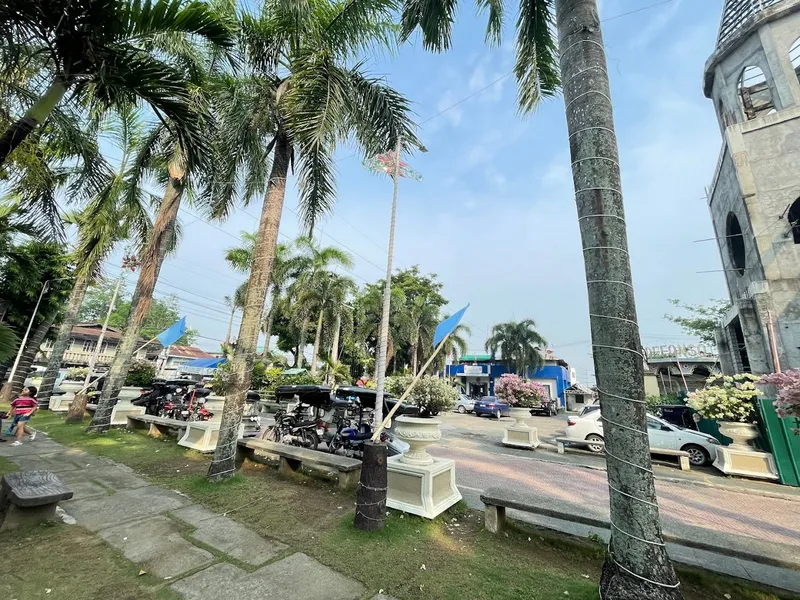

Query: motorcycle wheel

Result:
[301,430,319,451]
[261,426,280,442]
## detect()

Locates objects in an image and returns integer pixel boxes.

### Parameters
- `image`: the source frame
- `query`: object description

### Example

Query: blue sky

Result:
[109,0,730,383]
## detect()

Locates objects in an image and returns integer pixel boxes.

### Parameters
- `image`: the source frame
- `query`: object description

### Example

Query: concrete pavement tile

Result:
[734,558,800,594]
[0,440,63,456]
[189,516,288,566]
[64,485,191,531]
[99,516,215,579]
[11,454,80,473]
[63,479,110,501]
[171,553,365,600]
[58,466,149,490]
[170,504,219,525]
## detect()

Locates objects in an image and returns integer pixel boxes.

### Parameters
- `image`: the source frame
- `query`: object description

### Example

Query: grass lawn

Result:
[19,410,798,600]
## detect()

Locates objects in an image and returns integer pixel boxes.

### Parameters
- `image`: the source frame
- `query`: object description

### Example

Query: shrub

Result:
[495,374,548,408]
[124,360,156,387]
[65,367,89,381]
[210,362,323,396]
[687,374,762,423]
[385,375,456,416]
[759,369,800,432]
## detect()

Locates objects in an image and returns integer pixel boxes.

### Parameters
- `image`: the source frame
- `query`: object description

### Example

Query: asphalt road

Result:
[430,411,800,566]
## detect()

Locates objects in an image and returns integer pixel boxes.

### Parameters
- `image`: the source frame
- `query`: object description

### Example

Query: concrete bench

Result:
[178,421,244,453]
[555,437,605,454]
[110,398,146,426]
[480,486,609,534]
[650,448,691,471]
[555,438,690,471]
[0,471,73,531]
[126,414,188,438]
[236,438,362,490]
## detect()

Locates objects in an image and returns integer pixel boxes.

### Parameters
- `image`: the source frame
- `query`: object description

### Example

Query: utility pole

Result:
[83,272,124,389]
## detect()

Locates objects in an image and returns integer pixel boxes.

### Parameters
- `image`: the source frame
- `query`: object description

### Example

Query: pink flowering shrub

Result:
[759,369,800,431]
[495,374,549,408]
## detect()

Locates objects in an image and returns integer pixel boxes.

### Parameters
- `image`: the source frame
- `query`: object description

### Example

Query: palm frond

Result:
[320,0,400,58]
[399,0,459,51]
[119,0,236,50]
[0,322,20,363]
[476,0,503,45]
[514,0,559,113]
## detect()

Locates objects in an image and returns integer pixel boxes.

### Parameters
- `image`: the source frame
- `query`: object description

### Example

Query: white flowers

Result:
[688,373,762,423]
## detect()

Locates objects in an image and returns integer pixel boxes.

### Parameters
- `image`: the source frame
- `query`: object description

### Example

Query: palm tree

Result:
[38,108,155,407]
[405,296,439,375]
[0,0,235,167]
[400,0,681,596]
[485,320,547,376]
[206,0,417,480]
[223,286,246,346]
[90,20,238,433]
[309,272,356,375]
[439,319,471,371]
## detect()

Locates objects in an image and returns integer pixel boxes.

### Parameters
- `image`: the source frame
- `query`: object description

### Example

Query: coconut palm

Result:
[0,0,235,167]
[38,107,155,407]
[401,0,681,595]
[206,0,418,480]
[308,272,356,375]
[485,320,547,376]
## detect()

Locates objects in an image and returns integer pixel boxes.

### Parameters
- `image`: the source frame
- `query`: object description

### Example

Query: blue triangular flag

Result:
[433,304,470,347]
[157,317,187,347]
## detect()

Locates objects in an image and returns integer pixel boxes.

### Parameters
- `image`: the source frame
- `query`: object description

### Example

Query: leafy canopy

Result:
[664,299,731,345]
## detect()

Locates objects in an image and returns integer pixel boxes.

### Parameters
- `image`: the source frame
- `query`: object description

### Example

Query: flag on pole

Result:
[363,151,423,181]
[157,317,187,347]
[433,305,470,347]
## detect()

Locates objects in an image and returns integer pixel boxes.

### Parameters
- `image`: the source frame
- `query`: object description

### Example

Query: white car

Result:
[454,394,475,414]
[564,410,721,466]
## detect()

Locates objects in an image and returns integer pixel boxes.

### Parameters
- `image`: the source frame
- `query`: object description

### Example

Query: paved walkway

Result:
[0,437,389,600]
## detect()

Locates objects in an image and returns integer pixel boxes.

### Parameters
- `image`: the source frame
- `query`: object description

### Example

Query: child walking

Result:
[10,386,38,446]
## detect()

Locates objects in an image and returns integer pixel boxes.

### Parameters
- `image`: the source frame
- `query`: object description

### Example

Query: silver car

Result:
[455,394,475,414]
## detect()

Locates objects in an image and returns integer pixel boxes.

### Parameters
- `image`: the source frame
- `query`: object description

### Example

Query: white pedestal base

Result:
[49,392,75,412]
[387,455,462,519]
[503,425,540,449]
[110,399,146,426]
[713,446,779,480]
[177,422,244,453]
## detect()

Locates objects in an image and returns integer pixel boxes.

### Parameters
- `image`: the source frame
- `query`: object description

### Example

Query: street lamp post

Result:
[5,277,70,386]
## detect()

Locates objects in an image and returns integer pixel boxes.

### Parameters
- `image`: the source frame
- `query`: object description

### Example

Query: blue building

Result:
[445,350,573,408]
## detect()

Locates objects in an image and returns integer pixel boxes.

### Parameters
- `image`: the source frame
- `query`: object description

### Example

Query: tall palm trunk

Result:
[330,312,341,364]
[260,289,278,357]
[555,1,681,598]
[225,306,236,346]
[296,315,309,368]
[310,309,324,375]
[0,77,68,167]
[89,171,184,432]
[208,133,290,481]
[411,337,419,375]
[0,310,57,401]
[38,272,91,405]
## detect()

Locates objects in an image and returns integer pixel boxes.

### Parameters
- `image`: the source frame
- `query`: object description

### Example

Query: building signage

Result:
[463,365,485,376]
[644,344,718,360]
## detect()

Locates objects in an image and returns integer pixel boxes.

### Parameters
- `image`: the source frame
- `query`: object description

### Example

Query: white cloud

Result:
[629,0,683,48]
[436,90,463,127]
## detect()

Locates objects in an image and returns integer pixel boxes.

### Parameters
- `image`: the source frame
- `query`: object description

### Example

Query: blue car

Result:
[473,396,511,418]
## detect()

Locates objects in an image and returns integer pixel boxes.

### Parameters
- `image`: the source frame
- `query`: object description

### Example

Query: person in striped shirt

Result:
[9,386,38,446]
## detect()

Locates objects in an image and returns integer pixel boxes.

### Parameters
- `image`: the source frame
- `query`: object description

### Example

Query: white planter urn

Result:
[509,407,531,426]
[393,416,441,466]
[718,421,760,451]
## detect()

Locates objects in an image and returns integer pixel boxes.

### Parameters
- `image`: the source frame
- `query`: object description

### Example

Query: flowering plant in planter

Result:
[759,369,800,433]
[386,375,457,416]
[687,373,762,423]
[495,374,549,408]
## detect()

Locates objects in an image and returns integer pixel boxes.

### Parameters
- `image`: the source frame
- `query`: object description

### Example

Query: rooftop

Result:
[167,345,214,359]
[717,0,783,47]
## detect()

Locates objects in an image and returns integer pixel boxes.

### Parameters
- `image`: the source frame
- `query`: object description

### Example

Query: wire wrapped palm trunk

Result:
[88,175,184,433]
[0,311,57,402]
[555,1,682,598]
[208,134,290,481]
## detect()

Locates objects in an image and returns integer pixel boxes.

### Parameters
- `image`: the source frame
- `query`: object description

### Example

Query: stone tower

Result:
[704,0,800,374]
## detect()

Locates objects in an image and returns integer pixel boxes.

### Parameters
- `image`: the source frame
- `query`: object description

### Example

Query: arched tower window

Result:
[738,65,775,120]
[787,197,800,244]
[727,212,746,276]
[791,37,800,87]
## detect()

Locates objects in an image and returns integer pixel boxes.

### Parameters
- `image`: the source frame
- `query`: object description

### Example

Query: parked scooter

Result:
[133,379,193,416]
[261,401,325,450]
[326,398,387,458]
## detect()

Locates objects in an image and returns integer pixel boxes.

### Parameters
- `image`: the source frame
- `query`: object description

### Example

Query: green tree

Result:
[0,0,235,167]
[486,320,547,375]
[665,299,730,345]
[38,107,156,406]
[400,0,682,595]
[207,0,417,480]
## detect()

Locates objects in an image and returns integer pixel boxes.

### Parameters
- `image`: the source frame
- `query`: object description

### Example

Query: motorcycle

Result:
[261,402,325,450]
[326,398,388,458]
[133,379,193,416]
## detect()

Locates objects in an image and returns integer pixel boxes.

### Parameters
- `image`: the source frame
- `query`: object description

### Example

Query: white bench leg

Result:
[679,456,690,471]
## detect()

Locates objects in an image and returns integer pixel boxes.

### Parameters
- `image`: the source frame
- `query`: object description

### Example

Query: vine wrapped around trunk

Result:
[555,1,682,598]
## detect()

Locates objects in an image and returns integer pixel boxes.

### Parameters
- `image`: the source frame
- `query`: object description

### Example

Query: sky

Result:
[107,0,731,383]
